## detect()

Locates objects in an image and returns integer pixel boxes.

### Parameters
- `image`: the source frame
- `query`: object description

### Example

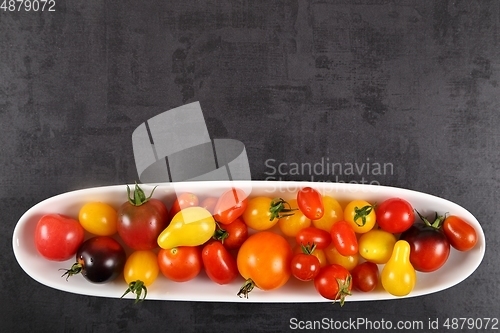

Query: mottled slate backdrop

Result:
[1,1,499,332]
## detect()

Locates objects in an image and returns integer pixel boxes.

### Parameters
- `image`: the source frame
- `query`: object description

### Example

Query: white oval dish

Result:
[12,181,485,302]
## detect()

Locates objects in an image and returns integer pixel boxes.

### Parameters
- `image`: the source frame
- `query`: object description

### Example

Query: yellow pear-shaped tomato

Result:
[157,207,215,249]
[381,240,416,297]
[358,229,397,264]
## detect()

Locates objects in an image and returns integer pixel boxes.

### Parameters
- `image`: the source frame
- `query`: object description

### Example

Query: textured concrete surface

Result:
[1,1,499,332]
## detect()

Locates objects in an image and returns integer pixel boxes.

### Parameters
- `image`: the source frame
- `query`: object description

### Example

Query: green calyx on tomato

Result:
[415,210,445,229]
[300,243,317,255]
[335,275,352,307]
[60,262,83,280]
[353,205,374,227]
[121,280,148,303]
[126,182,157,206]
[237,278,256,299]
[213,222,229,242]
[269,198,297,220]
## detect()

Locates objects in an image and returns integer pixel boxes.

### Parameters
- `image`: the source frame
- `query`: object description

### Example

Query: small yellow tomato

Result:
[324,243,359,271]
[79,202,118,236]
[278,199,311,237]
[242,197,279,231]
[312,196,343,232]
[358,229,397,264]
[381,240,416,297]
[344,200,376,233]
[122,250,160,302]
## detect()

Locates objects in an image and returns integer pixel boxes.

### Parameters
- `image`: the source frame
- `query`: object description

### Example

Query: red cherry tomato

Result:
[291,245,321,281]
[34,214,85,261]
[351,262,379,292]
[200,196,218,214]
[213,188,248,225]
[296,227,332,250]
[157,246,202,282]
[297,187,324,220]
[216,218,248,250]
[330,221,358,256]
[443,215,477,251]
[117,184,169,251]
[314,264,352,305]
[170,192,199,219]
[202,241,239,285]
[375,198,415,233]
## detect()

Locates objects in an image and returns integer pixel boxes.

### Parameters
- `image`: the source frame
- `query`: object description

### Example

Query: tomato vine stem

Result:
[237,278,255,298]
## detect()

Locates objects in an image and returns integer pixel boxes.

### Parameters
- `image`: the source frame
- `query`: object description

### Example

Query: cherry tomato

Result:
[122,250,159,302]
[291,245,321,281]
[297,187,324,220]
[312,196,343,232]
[294,245,327,267]
[157,246,202,282]
[381,240,416,296]
[170,192,199,219]
[34,214,85,261]
[61,236,126,284]
[117,184,169,251]
[358,229,397,264]
[200,196,218,214]
[278,199,311,237]
[237,231,293,297]
[214,217,248,250]
[213,188,248,225]
[344,200,376,233]
[330,221,358,256]
[296,227,332,250]
[375,198,414,234]
[314,264,352,306]
[202,241,239,285]
[443,215,477,251]
[351,262,379,292]
[242,197,278,231]
[323,243,359,271]
[78,202,118,236]
[400,212,450,272]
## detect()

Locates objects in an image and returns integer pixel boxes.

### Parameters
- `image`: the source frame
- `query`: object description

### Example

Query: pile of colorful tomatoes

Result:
[34,184,478,305]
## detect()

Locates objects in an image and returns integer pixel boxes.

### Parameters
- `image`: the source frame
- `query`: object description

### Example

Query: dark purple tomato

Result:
[61,236,126,284]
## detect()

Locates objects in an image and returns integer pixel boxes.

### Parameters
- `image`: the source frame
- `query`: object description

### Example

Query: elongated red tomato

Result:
[213,188,248,225]
[443,215,477,251]
[330,221,358,256]
[297,187,324,220]
[296,227,332,250]
[202,241,239,285]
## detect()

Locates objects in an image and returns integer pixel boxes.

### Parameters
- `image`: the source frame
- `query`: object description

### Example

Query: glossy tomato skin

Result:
[35,214,85,261]
[157,246,202,282]
[117,198,169,251]
[221,218,248,250]
[351,262,379,292]
[237,231,293,291]
[202,241,239,285]
[213,188,248,225]
[314,264,352,304]
[296,227,332,250]
[291,253,321,281]
[375,198,414,234]
[75,236,126,283]
[124,250,159,287]
[443,215,477,251]
[400,224,450,272]
[330,221,358,256]
[297,187,324,220]
[78,202,118,236]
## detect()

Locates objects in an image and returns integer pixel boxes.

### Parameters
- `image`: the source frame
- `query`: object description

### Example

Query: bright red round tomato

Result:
[170,192,199,219]
[330,221,358,256]
[351,262,379,292]
[213,188,248,225]
[202,241,239,285]
[375,198,415,233]
[314,264,352,305]
[291,250,321,282]
[443,215,477,251]
[34,214,85,261]
[218,217,248,250]
[157,246,202,282]
[237,231,293,297]
[117,184,169,251]
[296,227,332,250]
[297,187,324,220]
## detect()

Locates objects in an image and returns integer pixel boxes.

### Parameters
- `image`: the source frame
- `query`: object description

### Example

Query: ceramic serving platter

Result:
[12,181,485,302]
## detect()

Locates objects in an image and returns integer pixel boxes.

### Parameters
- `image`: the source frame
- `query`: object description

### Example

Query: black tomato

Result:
[61,236,126,284]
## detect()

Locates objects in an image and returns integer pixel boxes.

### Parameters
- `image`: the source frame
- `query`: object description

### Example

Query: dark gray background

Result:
[1,1,499,332]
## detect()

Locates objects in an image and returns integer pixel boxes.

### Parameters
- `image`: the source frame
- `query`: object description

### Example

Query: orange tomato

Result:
[278,199,311,237]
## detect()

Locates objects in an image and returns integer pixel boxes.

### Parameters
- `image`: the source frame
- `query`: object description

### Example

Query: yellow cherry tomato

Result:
[324,243,359,271]
[278,199,311,237]
[358,229,397,264]
[242,197,279,231]
[344,200,376,233]
[312,196,343,232]
[381,240,416,297]
[122,250,159,302]
[157,207,215,249]
[79,202,118,236]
